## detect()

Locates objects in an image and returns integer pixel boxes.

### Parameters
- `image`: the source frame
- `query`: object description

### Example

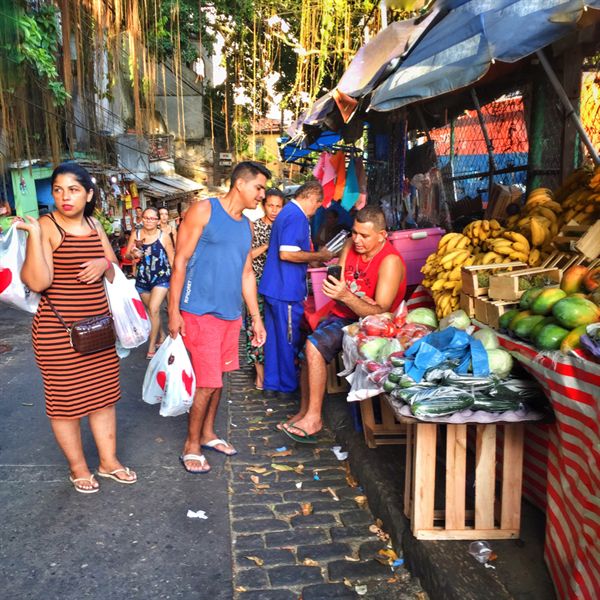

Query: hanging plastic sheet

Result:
[330,152,347,201]
[341,158,360,211]
[313,152,336,207]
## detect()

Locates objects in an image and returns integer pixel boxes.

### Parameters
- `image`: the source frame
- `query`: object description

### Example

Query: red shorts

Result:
[181,312,241,389]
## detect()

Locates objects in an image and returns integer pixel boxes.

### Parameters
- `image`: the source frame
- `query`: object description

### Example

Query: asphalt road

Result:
[0,306,233,600]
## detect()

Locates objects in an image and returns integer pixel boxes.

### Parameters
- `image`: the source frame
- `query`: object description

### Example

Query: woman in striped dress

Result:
[17,163,136,494]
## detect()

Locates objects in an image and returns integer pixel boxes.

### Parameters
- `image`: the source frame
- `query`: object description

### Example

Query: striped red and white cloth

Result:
[497,332,600,600]
[406,285,436,310]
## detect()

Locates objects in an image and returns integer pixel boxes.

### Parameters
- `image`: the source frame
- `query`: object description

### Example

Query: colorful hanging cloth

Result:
[341,157,360,211]
[330,151,347,201]
[313,152,336,207]
[354,157,367,210]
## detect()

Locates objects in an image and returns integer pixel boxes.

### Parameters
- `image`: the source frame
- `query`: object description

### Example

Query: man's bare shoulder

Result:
[185,199,212,224]
[379,252,402,269]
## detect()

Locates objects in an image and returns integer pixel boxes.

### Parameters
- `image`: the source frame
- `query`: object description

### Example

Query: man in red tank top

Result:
[280,206,406,443]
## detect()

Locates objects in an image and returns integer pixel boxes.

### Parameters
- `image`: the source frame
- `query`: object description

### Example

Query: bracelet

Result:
[250,313,260,319]
[104,257,111,271]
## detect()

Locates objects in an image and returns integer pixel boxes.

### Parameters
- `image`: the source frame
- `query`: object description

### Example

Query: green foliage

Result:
[9,4,69,106]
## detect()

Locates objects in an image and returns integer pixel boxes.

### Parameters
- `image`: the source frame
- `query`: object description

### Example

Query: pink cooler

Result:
[308,267,330,310]
[387,227,445,286]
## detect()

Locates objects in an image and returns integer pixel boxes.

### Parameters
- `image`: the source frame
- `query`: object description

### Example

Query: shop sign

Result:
[219,152,233,166]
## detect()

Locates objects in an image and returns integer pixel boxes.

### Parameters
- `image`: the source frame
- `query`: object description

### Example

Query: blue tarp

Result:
[279,131,342,163]
[370,0,600,112]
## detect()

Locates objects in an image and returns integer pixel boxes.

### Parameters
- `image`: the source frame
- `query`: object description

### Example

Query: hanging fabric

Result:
[341,157,360,211]
[330,151,347,201]
[313,152,336,207]
[354,157,367,210]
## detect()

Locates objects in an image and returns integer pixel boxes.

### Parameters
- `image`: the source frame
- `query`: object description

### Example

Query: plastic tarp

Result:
[279,130,341,163]
[370,0,600,112]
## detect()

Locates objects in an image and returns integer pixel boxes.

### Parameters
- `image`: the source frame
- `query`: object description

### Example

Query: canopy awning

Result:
[369,0,600,112]
[138,173,203,199]
[279,131,342,164]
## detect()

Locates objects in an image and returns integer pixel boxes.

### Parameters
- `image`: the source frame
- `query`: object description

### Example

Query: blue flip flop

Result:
[201,439,238,456]
[179,453,211,474]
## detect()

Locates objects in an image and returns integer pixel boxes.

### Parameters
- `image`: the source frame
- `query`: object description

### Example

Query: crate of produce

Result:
[402,420,525,540]
[388,227,445,287]
[461,262,528,297]
[359,394,407,448]
[460,292,476,318]
[474,296,519,329]
[488,267,561,301]
[552,220,600,260]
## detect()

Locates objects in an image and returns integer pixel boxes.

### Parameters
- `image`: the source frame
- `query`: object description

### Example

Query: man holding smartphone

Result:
[280,206,406,443]
[259,181,335,399]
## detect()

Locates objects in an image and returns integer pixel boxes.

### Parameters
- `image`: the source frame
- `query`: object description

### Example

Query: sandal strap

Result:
[181,453,207,464]
[203,439,229,449]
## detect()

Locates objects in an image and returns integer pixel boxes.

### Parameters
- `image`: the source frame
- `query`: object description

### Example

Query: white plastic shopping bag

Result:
[0,224,40,313]
[142,335,195,417]
[105,264,150,348]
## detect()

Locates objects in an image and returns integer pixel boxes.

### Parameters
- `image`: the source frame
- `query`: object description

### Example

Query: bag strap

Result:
[44,295,71,332]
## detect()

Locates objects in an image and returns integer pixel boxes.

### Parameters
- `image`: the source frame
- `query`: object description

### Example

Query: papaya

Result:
[519,287,543,310]
[530,317,556,345]
[560,325,588,354]
[552,297,600,329]
[498,309,520,332]
[583,267,600,292]
[561,265,589,295]
[508,311,532,336]
[513,315,547,341]
[535,323,570,351]
[531,288,567,315]
[569,293,588,299]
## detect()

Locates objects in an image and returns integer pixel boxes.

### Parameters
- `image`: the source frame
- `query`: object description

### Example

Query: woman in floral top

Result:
[246,189,284,389]
[125,206,174,358]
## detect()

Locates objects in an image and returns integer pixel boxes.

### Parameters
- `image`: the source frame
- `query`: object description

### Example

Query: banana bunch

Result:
[421,232,476,318]
[559,167,600,226]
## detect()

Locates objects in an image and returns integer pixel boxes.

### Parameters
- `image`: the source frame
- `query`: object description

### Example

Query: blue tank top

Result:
[180,197,252,320]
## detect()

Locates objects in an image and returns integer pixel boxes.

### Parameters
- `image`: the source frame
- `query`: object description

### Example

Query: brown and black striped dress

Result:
[32,214,120,419]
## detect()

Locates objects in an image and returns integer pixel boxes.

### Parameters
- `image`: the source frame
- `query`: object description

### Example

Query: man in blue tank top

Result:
[259,181,335,399]
[168,162,269,474]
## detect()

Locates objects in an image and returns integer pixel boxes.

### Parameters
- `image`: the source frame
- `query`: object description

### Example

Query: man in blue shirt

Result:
[259,181,335,398]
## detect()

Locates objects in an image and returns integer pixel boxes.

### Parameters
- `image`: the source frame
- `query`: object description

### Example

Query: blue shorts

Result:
[135,281,170,295]
[306,316,354,364]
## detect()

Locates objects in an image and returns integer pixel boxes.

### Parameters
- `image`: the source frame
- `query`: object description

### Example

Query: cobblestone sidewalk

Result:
[225,366,426,600]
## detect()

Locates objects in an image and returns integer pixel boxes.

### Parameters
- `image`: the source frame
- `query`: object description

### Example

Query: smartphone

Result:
[327,265,342,280]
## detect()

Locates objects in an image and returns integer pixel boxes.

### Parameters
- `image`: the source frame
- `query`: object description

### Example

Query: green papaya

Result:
[531,288,567,316]
[560,325,588,354]
[530,317,556,345]
[519,287,544,310]
[535,323,570,351]
[498,309,520,332]
[552,297,600,329]
[508,311,532,337]
[513,315,547,341]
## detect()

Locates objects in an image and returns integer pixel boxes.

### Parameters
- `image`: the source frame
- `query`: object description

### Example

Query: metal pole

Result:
[470,88,497,200]
[536,49,600,165]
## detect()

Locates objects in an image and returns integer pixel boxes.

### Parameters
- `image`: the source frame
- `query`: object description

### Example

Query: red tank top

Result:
[331,240,406,318]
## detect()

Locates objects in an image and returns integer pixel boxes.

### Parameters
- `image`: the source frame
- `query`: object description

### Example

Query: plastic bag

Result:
[396,322,434,350]
[359,314,396,337]
[142,335,195,417]
[0,224,40,313]
[105,265,150,348]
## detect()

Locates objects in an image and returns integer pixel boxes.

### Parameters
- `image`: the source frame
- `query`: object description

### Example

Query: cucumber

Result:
[411,395,473,417]
[390,355,405,368]
[382,378,398,393]
[387,367,405,383]
[472,397,521,412]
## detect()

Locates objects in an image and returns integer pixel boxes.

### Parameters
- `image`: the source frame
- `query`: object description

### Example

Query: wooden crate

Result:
[359,394,407,448]
[403,421,525,540]
[460,292,476,318]
[461,262,527,297]
[488,267,561,301]
[474,296,519,329]
[326,353,349,394]
[553,220,600,259]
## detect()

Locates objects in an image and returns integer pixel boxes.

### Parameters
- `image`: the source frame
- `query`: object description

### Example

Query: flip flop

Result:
[281,423,319,444]
[97,467,137,484]
[69,474,100,494]
[146,351,156,360]
[201,439,238,456]
[179,453,211,474]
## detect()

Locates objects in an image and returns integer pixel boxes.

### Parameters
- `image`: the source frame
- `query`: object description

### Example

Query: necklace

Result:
[353,243,384,280]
